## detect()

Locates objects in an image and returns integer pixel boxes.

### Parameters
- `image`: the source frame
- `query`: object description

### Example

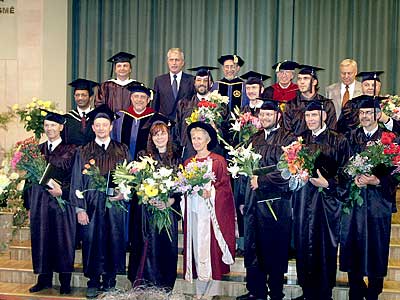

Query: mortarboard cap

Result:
[272,60,299,72]
[107,51,136,63]
[258,98,284,111]
[217,54,245,67]
[356,71,384,82]
[149,113,175,127]
[42,110,66,125]
[298,65,324,78]
[86,104,119,122]
[351,95,388,109]
[302,98,330,112]
[188,66,218,77]
[68,78,98,96]
[241,71,271,85]
[126,84,153,98]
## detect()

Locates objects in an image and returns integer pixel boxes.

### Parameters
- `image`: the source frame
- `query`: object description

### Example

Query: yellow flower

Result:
[41,111,47,116]
[144,184,158,197]
[37,100,44,106]
[32,97,37,103]
[25,116,32,121]
[43,101,52,108]
[12,104,19,111]
[89,159,96,165]
[26,103,31,109]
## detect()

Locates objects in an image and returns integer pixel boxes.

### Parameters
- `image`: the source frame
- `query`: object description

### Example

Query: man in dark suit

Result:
[152,48,195,120]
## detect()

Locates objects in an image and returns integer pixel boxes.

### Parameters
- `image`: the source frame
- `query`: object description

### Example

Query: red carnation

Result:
[381,132,396,145]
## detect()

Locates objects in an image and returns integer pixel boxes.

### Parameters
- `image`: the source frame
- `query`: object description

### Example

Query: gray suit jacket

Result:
[325,81,362,119]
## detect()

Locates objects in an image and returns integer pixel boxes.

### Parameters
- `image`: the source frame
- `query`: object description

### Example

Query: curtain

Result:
[71,0,400,105]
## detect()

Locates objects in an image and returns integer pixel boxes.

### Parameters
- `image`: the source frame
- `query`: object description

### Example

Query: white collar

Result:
[249,100,263,109]
[363,125,379,137]
[95,137,111,150]
[312,123,327,137]
[264,124,280,138]
[197,93,209,101]
[108,78,135,86]
[170,71,182,80]
[47,137,62,150]
[77,106,92,117]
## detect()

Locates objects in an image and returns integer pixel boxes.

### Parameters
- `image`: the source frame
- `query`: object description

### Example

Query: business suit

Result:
[325,80,362,119]
[152,72,195,120]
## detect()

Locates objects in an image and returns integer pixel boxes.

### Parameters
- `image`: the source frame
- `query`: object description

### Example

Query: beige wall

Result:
[0,0,69,150]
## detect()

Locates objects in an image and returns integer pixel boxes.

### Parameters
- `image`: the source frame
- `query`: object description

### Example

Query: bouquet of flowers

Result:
[114,156,179,240]
[75,159,127,211]
[277,137,320,192]
[381,95,400,121]
[12,98,59,139]
[174,157,216,197]
[224,143,278,220]
[229,107,262,144]
[11,137,66,210]
[344,132,400,213]
[186,90,229,126]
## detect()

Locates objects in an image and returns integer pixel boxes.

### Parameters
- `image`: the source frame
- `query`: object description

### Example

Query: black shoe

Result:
[237,292,258,300]
[29,282,52,293]
[60,285,71,294]
[86,287,100,298]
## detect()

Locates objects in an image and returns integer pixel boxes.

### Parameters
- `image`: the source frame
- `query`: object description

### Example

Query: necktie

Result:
[48,143,52,152]
[81,112,87,132]
[366,133,371,139]
[101,144,106,150]
[172,74,178,99]
[342,85,350,107]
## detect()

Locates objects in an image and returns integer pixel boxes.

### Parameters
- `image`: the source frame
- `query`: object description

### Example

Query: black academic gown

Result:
[292,128,350,300]
[283,92,337,135]
[24,142,77,274]
[128,149,182,290]
[62,109,95,146]
[242,128,295,299]
[70,140,129,279]
[340,127,398,277]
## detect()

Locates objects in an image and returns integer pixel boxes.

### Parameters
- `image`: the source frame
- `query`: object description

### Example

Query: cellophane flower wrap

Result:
[75,159,126,211]
[381,95,400,121]
[186,90,228,127]
[114,156,178,239]
[12,136,66,210]
[229,106,262,144]
[174,157,216,197]
[277,137,320,191]
[344,131,400,213]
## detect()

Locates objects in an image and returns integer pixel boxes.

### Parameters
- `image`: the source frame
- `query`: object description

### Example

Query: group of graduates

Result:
[22,47,399,300]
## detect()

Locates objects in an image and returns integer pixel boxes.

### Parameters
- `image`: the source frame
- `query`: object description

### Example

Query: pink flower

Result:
[11,151,22,169]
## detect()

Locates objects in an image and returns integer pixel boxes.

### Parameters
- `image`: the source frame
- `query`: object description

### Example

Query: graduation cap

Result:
[187,121,218,150]
[302,98,329,129]
[257,98,285,127]
[107,51,136,77]
[356,71,384,82]
[356,71,384,97]
[312,152,338,179]
[149,113,175,128]
[351,95,388,121]
[298,64,324,79]
[187,66,218,90]
[68,78,99,96]
[217,54,245,67]
[241,71,271,85]
[42,110,66,125]
[86,104,119,122]
[107,51,136,63]
[126,84,154,98]
[272,60,299,72]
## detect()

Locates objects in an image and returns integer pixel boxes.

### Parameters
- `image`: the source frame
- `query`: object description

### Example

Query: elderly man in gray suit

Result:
[325,58,362,119]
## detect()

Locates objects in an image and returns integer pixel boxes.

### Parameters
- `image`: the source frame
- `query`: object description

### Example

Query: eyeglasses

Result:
[359,110,375,116]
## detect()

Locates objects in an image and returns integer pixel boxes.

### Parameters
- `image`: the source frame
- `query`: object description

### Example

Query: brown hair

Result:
[147,123,174,160]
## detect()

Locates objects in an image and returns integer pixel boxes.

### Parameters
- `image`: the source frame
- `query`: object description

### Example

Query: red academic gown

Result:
[182,152,236,280]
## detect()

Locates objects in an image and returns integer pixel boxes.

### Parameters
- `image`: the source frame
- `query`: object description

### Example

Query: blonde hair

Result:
[340,58,357,71]
[167,48,185,61]
[190,127,211,142]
